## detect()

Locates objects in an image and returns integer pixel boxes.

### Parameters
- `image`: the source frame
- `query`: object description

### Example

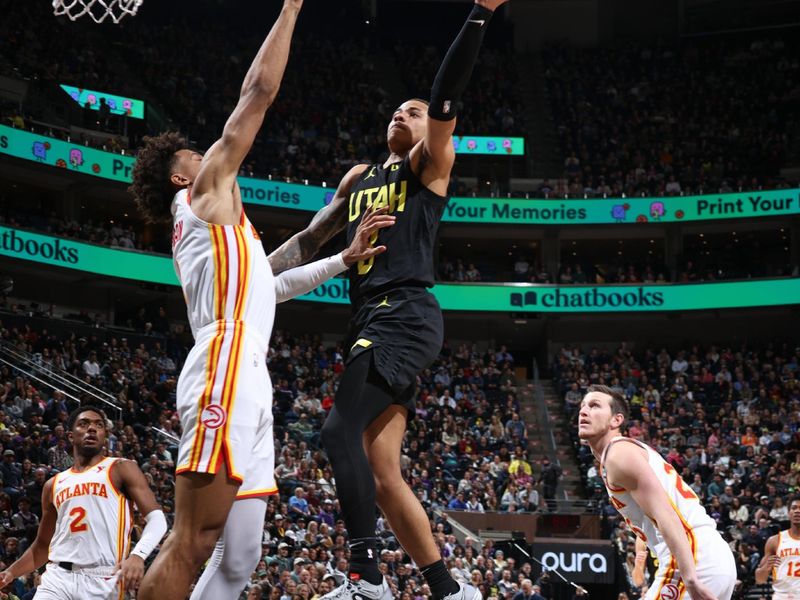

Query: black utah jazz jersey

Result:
[346,156,448,301]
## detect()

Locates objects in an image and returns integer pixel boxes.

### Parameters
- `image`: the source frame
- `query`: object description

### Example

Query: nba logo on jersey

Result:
[200,405,227,429]
[443,100,451,114]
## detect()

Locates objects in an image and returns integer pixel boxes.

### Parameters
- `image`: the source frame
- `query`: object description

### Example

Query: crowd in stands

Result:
[543,36,800,198]
[553,342,800,597]
[0,208,155,254]
[0,1,524,190]
[5,3,800,202]
[437,252,796,285]
[394,45,524,139]
[0,304,560,599]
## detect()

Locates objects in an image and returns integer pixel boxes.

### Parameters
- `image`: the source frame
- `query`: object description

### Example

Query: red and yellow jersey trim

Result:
[236,487,279,500]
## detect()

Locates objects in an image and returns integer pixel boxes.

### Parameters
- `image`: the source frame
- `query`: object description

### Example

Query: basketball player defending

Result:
[266,2,507,599]
[755,498,800,599]
[0,406,166,599]
[130,2,393,599]
[579,385,736,600]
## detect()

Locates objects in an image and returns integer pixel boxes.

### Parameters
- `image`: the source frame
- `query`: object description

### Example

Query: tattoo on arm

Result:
[268,201,348,275]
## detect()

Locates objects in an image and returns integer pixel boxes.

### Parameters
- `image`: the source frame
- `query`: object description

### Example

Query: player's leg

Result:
[692,532,737,600]
[363,406,467,600]
[138,467,239,600]
[80,570,124,600]
[319,351,395,590]
[190,338,274,600]
[190,497,267,600]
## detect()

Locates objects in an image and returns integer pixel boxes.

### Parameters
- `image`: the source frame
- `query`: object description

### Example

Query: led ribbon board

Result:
[453,136,524,156]
[2,226,798,312]
[60,85,145,119]
[1,126,798,224]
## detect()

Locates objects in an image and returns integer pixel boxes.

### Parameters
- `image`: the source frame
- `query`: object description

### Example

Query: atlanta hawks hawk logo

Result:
[200,405,227,430]
[660,583,680,600]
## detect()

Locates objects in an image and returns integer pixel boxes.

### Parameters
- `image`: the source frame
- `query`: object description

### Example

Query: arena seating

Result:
[0,312,547,599]
[542,37,800,197]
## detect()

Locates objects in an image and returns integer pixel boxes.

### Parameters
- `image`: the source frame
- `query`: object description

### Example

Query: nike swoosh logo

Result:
[468,19,486,26]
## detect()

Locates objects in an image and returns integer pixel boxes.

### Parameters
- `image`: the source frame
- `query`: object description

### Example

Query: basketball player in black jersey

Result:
[267,2,508,599]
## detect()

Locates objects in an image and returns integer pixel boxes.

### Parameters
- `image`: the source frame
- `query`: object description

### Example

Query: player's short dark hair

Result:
[129,131,187,224]
[587,384,629,424]
[67,405,108,431]
[789,496,800,509]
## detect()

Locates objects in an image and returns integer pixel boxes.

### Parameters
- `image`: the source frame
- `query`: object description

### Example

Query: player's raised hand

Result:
[341,206,395,266]
[475,0,509,11]
[116,555,145,592]
[0,570,13,590]
[283,0,303,11]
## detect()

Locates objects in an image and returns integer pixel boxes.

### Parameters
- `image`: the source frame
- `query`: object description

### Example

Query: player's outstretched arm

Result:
[267,164,369,274]
[605,446,717,600]
[410,0,509,196]
[0,479,57,588]
[113,460,167,593]
[193,0,303,201]
[755,534,780,584]
[274,206,395,302]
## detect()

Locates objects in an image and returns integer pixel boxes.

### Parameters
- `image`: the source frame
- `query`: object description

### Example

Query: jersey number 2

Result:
[69,506,88,533]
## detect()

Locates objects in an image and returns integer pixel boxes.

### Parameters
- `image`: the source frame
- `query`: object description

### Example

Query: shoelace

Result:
[326,580,357,599]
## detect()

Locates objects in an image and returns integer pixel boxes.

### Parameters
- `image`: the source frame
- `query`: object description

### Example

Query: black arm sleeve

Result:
[428,4,495,122]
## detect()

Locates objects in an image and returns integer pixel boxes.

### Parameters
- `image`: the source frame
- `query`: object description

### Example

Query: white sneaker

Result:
[441,582,483,600]
[319,577,393,600]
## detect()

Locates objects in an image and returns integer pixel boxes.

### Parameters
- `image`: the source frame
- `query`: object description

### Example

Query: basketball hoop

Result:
[52,0,143,24]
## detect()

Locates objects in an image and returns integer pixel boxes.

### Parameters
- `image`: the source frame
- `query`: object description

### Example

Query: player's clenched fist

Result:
[116,555,146,592]
[764,555,782,569]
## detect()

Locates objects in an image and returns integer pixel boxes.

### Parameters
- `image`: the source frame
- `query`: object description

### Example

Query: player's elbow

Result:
[30,538,50,562]
[241,82,279,107]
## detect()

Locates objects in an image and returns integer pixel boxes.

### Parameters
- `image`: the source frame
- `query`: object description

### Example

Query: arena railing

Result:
[0,339,122,420]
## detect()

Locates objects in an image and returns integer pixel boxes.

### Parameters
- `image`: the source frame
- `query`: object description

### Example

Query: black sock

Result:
[421,559,459,599]
[348,537,382,585]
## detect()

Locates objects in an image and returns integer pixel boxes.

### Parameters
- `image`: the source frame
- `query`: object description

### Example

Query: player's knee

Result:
[373,469,402,502]
[221,537,261,580]
[320,417,347,455]
[174,526,225,567]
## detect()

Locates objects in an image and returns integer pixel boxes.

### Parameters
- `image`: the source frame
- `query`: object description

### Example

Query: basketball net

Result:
[52,0,143,24]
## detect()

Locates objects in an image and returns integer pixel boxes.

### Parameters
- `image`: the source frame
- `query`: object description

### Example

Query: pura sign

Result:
[529,540,615,584]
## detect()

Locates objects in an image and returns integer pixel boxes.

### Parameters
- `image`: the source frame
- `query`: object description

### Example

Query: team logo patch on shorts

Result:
[660,583,680,600]
[201,405,227,429]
